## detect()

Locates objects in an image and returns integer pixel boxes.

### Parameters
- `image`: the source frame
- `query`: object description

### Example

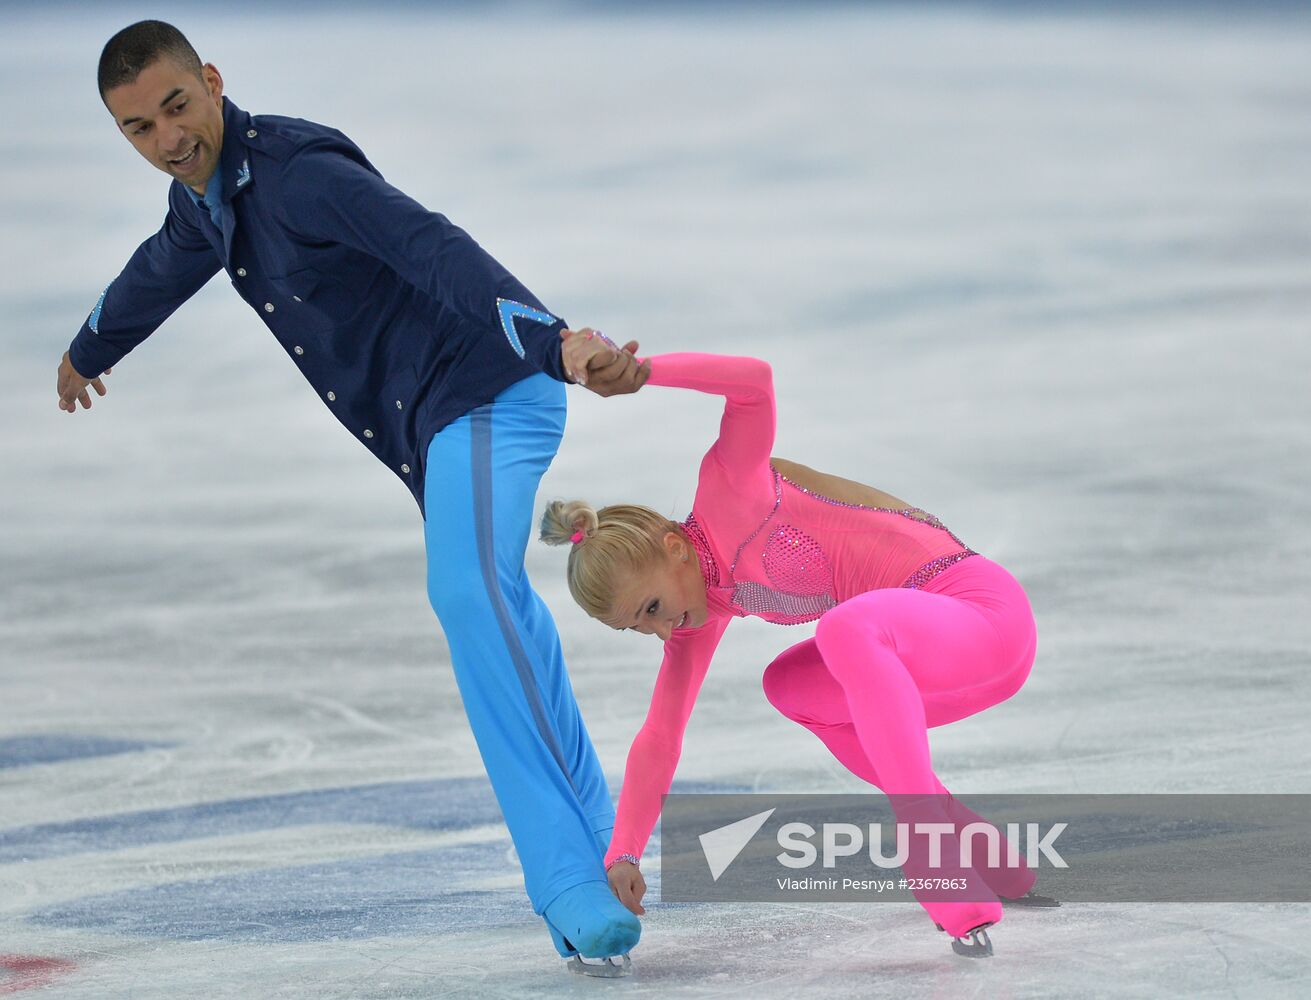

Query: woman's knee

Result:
[761,657,794,715]
[762,641,821,719]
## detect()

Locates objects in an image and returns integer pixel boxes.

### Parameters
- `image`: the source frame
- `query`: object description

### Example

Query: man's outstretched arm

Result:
[59,189,221,413]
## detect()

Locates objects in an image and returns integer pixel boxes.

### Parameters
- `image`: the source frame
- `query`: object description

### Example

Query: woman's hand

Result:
[560,328,649,395]
[607,861,647,916]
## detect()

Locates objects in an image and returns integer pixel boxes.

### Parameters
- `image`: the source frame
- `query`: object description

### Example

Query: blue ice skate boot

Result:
[543,880,640,978]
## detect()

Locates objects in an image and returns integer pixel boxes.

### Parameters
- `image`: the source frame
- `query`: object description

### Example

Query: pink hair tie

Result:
[570,529,586,545]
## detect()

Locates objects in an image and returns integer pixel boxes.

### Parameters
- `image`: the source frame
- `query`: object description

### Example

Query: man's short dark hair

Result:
[98,20,203,101]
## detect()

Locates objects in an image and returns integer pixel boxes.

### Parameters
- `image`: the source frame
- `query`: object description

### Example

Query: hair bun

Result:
[539,499,599,548]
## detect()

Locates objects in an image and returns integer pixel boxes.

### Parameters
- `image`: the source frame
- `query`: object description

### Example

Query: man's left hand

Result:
[57,352,112,413]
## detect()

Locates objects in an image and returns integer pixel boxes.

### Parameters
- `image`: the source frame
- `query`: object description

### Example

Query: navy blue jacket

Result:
[69,97,570,514]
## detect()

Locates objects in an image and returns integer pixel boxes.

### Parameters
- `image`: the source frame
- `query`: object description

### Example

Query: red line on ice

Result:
[0,956,76,994]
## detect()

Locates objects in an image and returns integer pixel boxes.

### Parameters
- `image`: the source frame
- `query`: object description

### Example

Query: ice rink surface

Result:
[3,1,1310,996]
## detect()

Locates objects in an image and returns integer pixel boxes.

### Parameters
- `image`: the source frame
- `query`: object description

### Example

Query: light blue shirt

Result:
[185,160,223,228]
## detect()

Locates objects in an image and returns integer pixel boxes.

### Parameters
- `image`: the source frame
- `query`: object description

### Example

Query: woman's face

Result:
[601,532,709,640]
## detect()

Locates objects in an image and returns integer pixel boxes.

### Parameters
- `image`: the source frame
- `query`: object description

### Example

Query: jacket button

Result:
[401,464,410,474]
[293,346,304,356]
[326,391,336,401]
[264,302,275,313]
[395,400,403,410]
[236,267,247,277]
[292,295,302,302]
[247,129,258,138]
[363,429,374,439]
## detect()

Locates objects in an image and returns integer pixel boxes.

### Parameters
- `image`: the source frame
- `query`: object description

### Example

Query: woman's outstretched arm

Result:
[605,612,733,870]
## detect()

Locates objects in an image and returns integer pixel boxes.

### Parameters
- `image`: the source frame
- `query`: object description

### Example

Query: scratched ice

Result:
[2,2,1309,997]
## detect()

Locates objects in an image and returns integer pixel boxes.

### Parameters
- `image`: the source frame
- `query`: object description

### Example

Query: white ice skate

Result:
[934,920,995,958]
[1001,888,1061,907]
[950,923,994,958]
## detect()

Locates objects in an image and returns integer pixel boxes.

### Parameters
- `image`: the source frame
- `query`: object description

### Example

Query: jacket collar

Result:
[217,96,256,203]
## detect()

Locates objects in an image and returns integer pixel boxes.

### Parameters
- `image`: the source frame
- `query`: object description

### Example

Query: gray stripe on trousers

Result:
[470,406,579,795]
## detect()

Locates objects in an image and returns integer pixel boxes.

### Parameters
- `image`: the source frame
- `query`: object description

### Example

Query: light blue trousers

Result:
[423,372,614,913]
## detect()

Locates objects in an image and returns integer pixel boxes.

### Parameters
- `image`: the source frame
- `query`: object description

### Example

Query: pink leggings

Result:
[761,556,1038,936]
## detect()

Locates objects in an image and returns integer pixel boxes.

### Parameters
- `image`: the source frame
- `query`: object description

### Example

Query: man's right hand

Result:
[57,352,111,413]
[560,328,650,397]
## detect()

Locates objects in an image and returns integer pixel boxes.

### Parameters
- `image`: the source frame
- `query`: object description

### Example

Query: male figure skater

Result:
[55,20,648,976]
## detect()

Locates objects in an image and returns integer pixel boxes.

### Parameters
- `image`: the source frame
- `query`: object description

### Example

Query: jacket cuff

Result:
[536,317,570,382]
[68,324,127,379]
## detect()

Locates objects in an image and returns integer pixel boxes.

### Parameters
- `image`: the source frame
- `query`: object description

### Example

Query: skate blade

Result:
[950,926,994,959]
[1003,890,1061,908]
[568,954,633,978]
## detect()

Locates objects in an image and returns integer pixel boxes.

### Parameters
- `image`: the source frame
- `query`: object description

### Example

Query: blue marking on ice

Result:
[25,783,750,942]
[0,734,173,771]
[28,841,539,942]
[0,776,505,864]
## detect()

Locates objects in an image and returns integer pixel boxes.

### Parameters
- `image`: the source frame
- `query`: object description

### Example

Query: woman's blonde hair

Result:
[540,500,680,619]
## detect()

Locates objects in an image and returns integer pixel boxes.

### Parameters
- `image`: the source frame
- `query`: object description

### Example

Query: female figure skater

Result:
[542,337,1051,958]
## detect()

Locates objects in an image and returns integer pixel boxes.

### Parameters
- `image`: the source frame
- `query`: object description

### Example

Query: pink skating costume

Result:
[603,353,1039,937]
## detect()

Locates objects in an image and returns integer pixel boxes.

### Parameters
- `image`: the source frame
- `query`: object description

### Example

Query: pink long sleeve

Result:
[642,353,776,481]
[604,612,731,866]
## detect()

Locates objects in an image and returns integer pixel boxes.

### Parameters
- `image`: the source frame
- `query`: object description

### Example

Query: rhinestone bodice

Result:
[683,468,977,626]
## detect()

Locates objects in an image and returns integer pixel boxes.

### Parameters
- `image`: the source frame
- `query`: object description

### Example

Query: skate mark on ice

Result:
[294,693,430,743]
[0,734,174,771]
